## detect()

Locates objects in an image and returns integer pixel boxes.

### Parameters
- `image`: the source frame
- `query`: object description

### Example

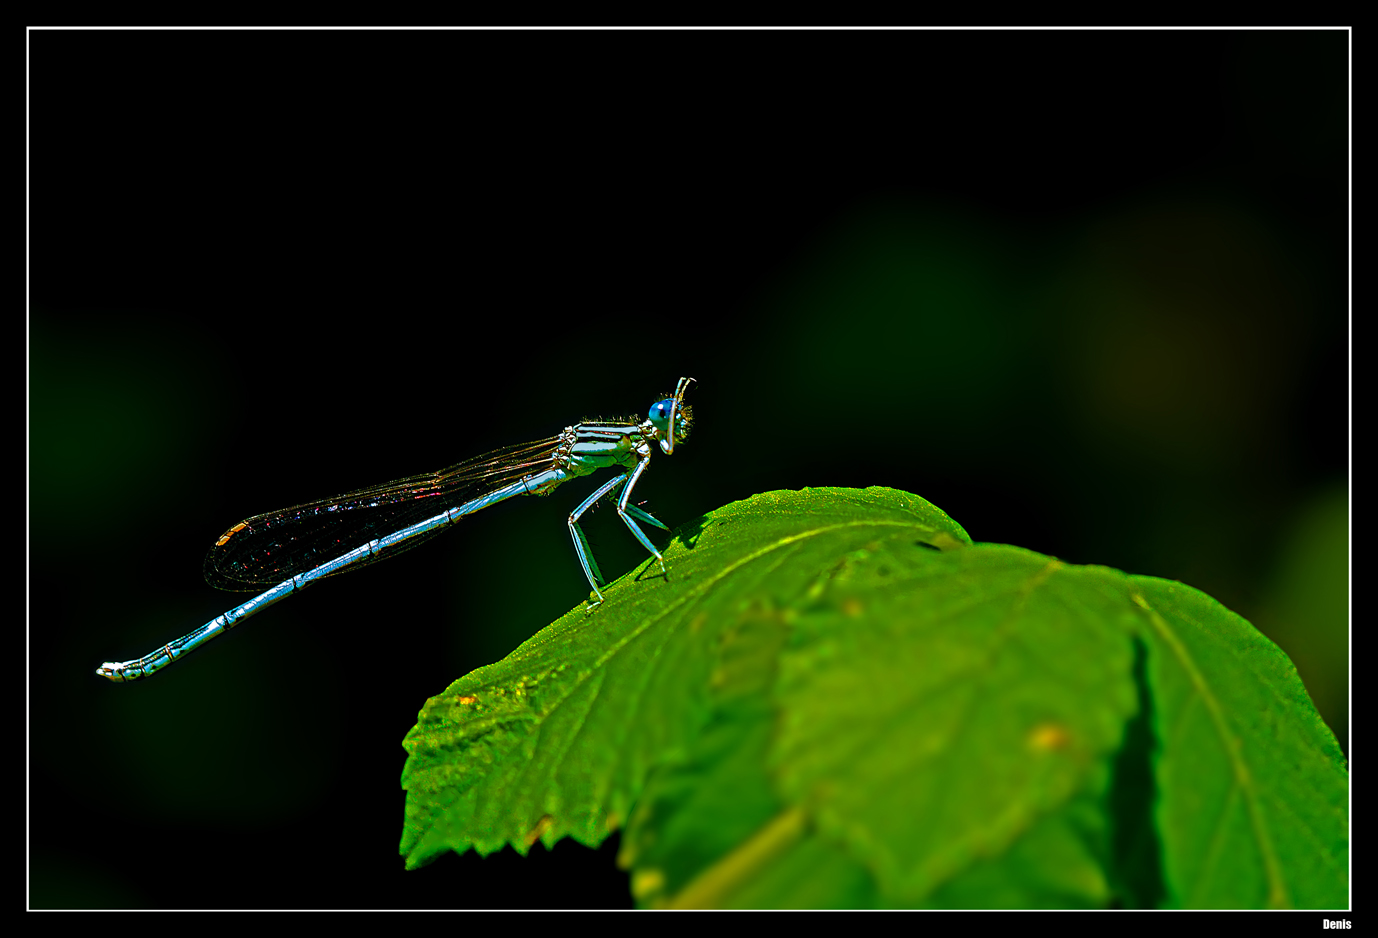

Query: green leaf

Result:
[1130,577,1349,908]
[398,487,966,869]
[399,487,1347,909]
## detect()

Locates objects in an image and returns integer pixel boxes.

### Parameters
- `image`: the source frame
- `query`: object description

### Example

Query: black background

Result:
[30,28,1349,909]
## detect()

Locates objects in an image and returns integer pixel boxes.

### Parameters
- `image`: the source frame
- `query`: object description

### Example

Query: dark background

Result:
[29,29,1349,909]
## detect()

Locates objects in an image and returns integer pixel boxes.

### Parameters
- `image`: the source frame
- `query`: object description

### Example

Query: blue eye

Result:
[649,398,674,429]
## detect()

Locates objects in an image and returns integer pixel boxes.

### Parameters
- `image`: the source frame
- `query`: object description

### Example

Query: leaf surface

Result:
[399,487,1347,909]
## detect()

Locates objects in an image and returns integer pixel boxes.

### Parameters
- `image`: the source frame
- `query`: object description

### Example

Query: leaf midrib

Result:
[1131,591,1289,908]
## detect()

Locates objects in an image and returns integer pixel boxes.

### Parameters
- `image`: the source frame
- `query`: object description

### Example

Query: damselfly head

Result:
[648,399,692,443]
[650,376,696,455]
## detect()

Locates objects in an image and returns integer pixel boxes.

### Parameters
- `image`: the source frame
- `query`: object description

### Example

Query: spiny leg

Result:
[624,503,670,532]
[569,472,628,607]
[617,456,671,578]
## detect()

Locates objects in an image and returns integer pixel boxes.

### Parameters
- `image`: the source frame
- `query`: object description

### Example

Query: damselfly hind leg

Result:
[568,473,628,607]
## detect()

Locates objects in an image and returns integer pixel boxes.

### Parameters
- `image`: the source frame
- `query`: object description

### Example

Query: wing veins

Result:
[205,434,565,589]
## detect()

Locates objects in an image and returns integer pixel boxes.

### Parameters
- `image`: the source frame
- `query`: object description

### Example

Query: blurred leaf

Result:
[399,488,1347,909]
[1254,486,1349,748]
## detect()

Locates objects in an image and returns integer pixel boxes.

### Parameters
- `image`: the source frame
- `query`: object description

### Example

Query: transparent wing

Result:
[204,435,566,590]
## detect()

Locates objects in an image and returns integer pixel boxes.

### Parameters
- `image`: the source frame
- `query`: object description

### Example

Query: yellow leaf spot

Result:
[631,868,666,901]
[1028,722,1070,751]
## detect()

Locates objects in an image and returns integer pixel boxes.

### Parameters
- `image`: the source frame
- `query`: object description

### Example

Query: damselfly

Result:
[96,377,696,683]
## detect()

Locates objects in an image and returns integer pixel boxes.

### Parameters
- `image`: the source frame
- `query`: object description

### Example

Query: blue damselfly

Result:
[96,377,696,682]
